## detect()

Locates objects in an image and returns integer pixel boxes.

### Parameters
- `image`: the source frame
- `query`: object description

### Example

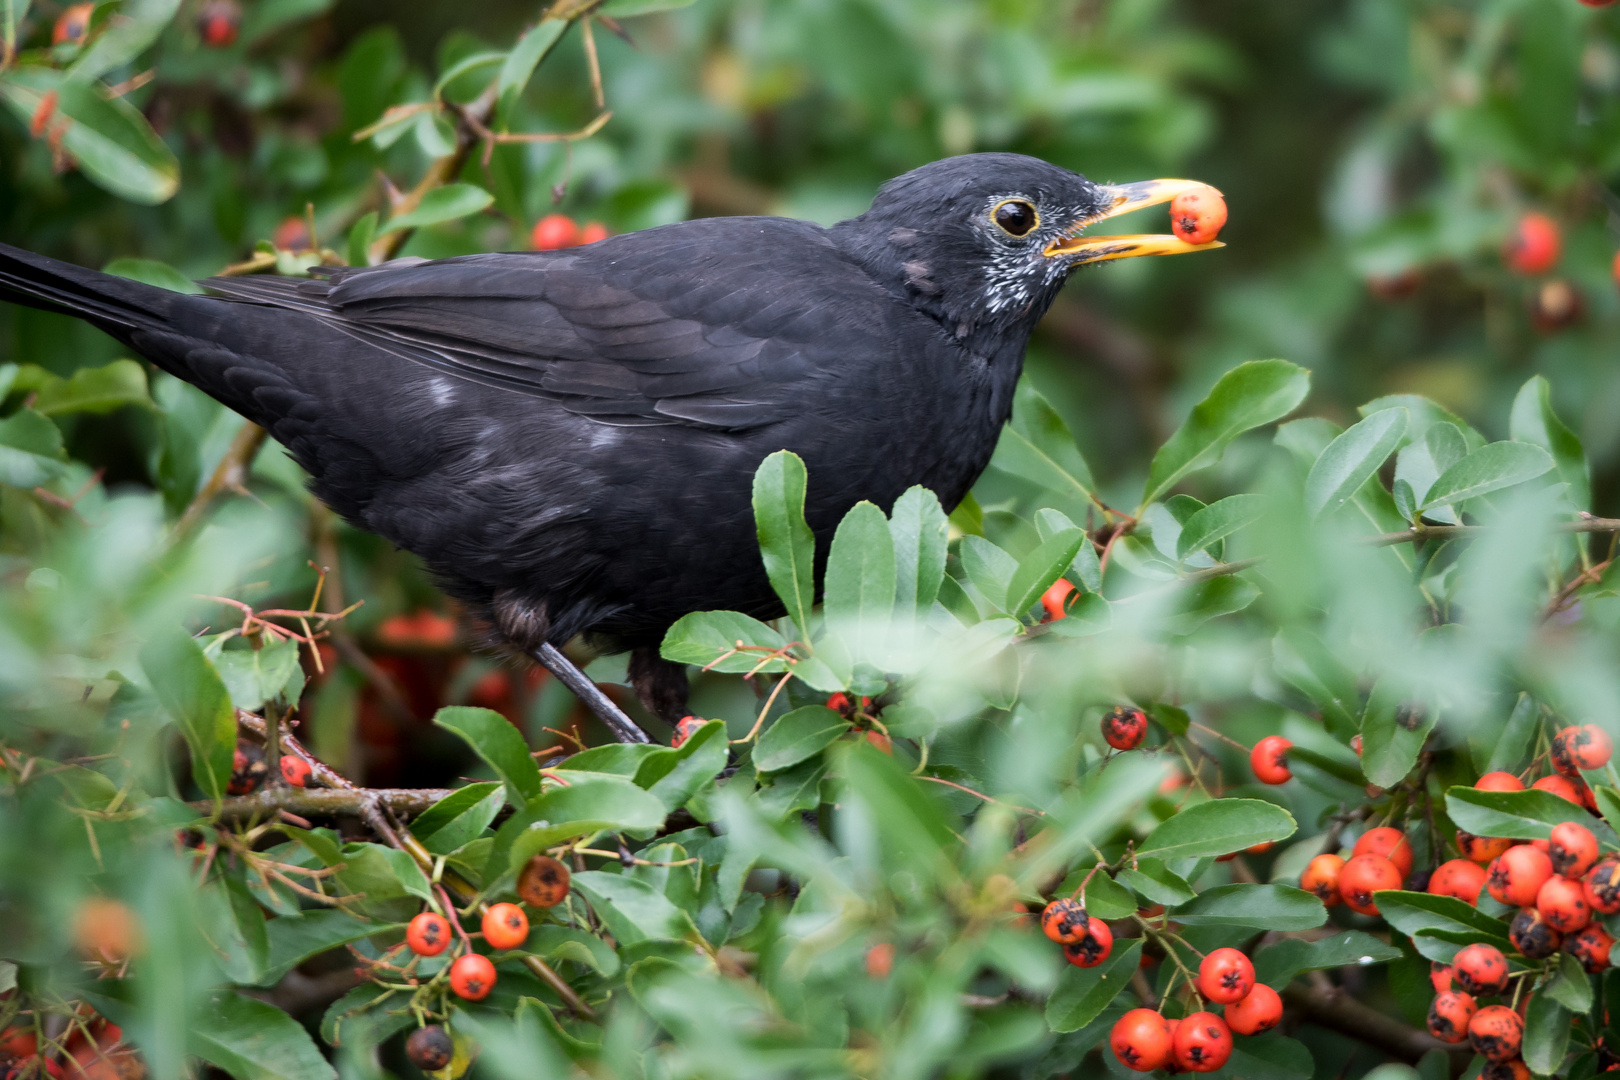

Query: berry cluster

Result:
[227,738,315,793]
[1107,947,1283,1073]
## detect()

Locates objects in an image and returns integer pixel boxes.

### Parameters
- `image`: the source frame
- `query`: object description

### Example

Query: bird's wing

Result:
[202,218,887,431]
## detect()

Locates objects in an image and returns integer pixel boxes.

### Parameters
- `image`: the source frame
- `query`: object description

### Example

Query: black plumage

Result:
[0,153,1213,735]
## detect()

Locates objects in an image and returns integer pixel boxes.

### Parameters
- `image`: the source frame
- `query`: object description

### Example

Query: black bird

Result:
[0,153,1217,741]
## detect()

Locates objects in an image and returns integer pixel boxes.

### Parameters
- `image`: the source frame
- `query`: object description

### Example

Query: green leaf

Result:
[378,183,494,234]
[67,0,180,81]
[659,610,788,673]
[1252,930,1402,988]
[753,706,850,773]
[825,500,896,630]
[571,871,699,944]
[432,50,505,100]
[1137,799,1297,860]
[1510,375,1588,511]
[1373,891,1513,942]
[27,359,152,416]
[1523,992,1571,1076]
[433,706,542,805]
[505,774,668,869]
[633,719,728,811]
[0,408,68,488]
[498,19,568,108]
[598,0,698,15]
[1546,951,1594,1013]
[1419,441,1555,511]
[1005,528,1085,623]
[410,782,505,855]
[1169,884,1326,931]
[0,70,178,203]
[959,534,1018,611]
[1486,693,1539,774]
[1217,1036,1315,1080]
[258,910,381,986]
[103,258,202,295]
[1045,939,1142,1033]
[1446,787,1613,842]
[190,990,338,1080]
[1305,408,1407,519]
[208,636,302,712]
[346,212,377,269]
[1141,360,1311,509]
[1117,860,1196,906]
[528,925,620,977]
[752,450,815,632]
[989,380,1097,506]
[140,625,236,802]
[1360,684,1435,788]
[1177,494,1268,560]
[889,486,947,614]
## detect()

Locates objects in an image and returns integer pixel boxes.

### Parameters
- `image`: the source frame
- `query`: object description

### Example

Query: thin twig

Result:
[172,422,269,540]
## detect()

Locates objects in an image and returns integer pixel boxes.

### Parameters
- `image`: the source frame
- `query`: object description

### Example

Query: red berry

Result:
[1354,827,1413,878]
[1339,854,1401,915]
[1300,854,1344,906]
[1568,924,1615,973]
[1468,1004,1524,1061]
[1061,917,1113,967]
[1510,906,1564,959]
[1585,859,1620,914]
[865,942,894,978]
[531,214,580,251]
[1250,735,1292,784]
[1549,821,1599,879]
[1476,772,1525,792]
[53,4,93,45]
[1427,989,1478,1044]
[405,1026,454,1072]
[1169,188,1227,246]
[1430,961,1453,993]
[864,729,893,754]
[1101,706,1148,751]
[1041,578,1076,622]
[1533,774,1585,805]
[0,1030,37,1060]
[405,912,451,957]
[481,903,529,950]
[1040,898,1089,944]
[1196,947,1255,1005]
[1486,845,1553,907]
[449,953,496,1000]
[1171,1012,1233,1073]
[1225,983,1283,1036]
[517,855,570,908]
[1429,859,1487,905]
[1452,943,1510,997]
[197,0,241,47]
[1504,213,1562,276]
[1536,876,1591,933]
[1458,830,1513,864]
[1110,1008,1173,1071]
[1552,724,1613,774]
[279,755,311,787]
[671,715,704,748]
[579,222,611,245]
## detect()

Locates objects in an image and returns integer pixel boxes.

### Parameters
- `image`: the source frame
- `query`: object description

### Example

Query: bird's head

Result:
[835,153,1220,346]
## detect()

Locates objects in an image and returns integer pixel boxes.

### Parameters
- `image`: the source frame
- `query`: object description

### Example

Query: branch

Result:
[1282,981,1469,1069]
[1361,515,1620,547]
[369,84,499,264]
[204,785,454,822]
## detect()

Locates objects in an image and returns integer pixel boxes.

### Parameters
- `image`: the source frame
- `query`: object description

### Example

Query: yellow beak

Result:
[1044,179,1225,264]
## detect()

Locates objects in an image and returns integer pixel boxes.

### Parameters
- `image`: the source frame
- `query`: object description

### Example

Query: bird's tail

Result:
[0,241,181,343]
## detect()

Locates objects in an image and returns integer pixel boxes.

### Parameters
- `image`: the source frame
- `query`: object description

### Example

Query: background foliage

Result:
[2,0,1620,1078]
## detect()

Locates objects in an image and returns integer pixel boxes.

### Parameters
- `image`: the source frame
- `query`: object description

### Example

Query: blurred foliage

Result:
[3,0,1620,1079]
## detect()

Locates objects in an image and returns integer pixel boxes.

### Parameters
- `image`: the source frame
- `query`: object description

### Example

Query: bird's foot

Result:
[628,646,690,726]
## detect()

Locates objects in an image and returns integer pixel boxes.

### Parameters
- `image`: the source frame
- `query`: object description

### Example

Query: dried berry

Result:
[405,1026,453,1072]
[1467,1005,1524,1062]
[1509,906,1563,959]
[517,855,571,908]
[1550,821,1599,879]
[1451,943,1509,997]
[1427,989,1477,1044]
[1061,917,1113,968]
[1567,924,1616,974]
[1585,859,1620,914]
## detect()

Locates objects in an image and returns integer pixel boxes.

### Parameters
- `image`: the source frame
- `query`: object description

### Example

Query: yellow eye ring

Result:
[991,199,1039,237]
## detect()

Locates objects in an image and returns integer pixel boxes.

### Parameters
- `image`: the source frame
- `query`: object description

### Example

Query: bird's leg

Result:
[628,646,690,725]
[530,643,651,745]
[493,588,650,745]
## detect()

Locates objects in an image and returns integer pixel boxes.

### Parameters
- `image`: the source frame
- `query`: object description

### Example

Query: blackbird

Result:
[0,153,1217,740]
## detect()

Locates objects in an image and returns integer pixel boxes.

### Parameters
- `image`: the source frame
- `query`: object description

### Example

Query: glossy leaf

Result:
[752,450,815,632]
[506,774,668,868]
[191,990,338,1080]
[258,911,381,987]
[825,500,896,628]
[434,706,542,804]
[1373,890,1514,941]
[1446,787,1615,843]
[0,72,179,203]
[1510,375,1588,510]
[633,718,728,811]
[0,408,68,488]
[1046,939,1142,1033]
[989,380,1097,505]
[1141,359,1310,508]
[1546,951,1594,1013]
[1359,684,1434,788]
[1137,798,1297,860]
[1004,528,1084,623]
[1304,407,1406,518]
[1419,441,1555,511]
[378,183,494,234]
[1177,493,1268,559]
[1252,930,1402,988]
[659,610,787,672]
[67,0,181,81]
[571,871,699,944]
[1169,884,1326,930]
[103,258,202,294]
[140,625,236,802]
[1523,992,1571,1076]
[889,485,948,614]
[959,534,1018,611]
[498,19,569,109]
[410,782,505,855]
[753,706,850,773]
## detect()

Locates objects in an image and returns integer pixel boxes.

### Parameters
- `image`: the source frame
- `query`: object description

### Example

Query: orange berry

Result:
[1101,706,1148,751]
[1041,578,1076,622]
[405,912,451,957]
[1533,773,1585,805]
[1428,859,1487,905]
[1250,735,1292,784]
[53,4,93,46]
[1486,845,1553,907]
[1467,1004,1524,1061]
[1353,827,1413,878]
[1111,1008,1172,1071]
[671,715,704,748]
[1427,989,1477,1044]
[1300,854,1345,906]
[1061,917,1113,968]
[280,755,311,787]
[1584,859,1620,914]
[1169,188,1227,246]
[579,221,611,244]
[448,953,496,1000]
[531,214,580,251]
[1041,898,1089,944]
[1339,854,1401,915]
[1475,771,1525,792]
[481,903,529,950]
[1549,821,1599,879]
[865,942,895,978]
[1196,947,1254,1005]
[1430,961,1453,993]
[516,855,570,908]
[1225,983,1283,1036]
[1171,1012,1232,1073]
[1504,213,1562,276]
[73,897,140,964]
[1552,724,1613,774]
[1451,943,1509,997]
[1536,876,1591,933]
[1458,830,1513,864]
[1567,924,1615,973]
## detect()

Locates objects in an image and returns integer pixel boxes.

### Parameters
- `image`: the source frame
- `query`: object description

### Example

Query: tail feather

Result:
[0,241,180,339]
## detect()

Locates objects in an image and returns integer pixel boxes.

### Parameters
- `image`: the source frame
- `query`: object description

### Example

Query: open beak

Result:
[1044,179,1224,264]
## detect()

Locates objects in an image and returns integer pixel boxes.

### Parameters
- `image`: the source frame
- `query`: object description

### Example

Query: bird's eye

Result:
[992,199,1039,237]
